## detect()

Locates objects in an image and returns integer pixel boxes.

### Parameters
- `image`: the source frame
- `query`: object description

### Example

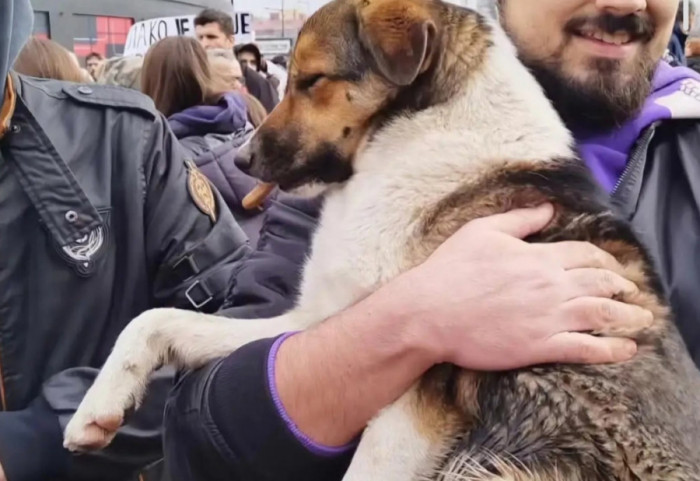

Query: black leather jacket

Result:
[0,74,251,481]
[163,117,700,481]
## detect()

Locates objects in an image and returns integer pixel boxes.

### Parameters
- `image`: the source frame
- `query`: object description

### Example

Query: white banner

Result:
[124,12,254,57]
[256,38,293,57]
[234,12,255,44]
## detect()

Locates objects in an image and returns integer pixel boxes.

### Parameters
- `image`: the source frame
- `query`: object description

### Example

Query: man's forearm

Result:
[275,282,436,447]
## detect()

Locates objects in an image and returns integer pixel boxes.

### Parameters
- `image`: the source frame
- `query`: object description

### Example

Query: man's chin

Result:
[524,53,655,133]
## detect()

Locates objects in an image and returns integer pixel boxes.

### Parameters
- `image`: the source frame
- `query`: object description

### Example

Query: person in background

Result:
[141,36,269,243]
[0,2,251,480]
[194,8,279,112]
[235,42,262,71]
[687,37,700,73]
[85,51,104,81]
[236,43,286,98]
[13,37,84,82]
[208,48,245,92]
[667,0,696,65]
[95,55,144,90]
[270,54,288,70]
[207,49,269,127]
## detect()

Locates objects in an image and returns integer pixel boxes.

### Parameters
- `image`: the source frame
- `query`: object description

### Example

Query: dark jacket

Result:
[169,92,270,245]
[0,74,251,481]
[242,65,279,113]
[688,56,700,75]
[668,25,688,66]
[163,118,700,481]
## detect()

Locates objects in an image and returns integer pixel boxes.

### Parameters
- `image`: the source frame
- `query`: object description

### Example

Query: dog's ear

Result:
[357,0,437,86]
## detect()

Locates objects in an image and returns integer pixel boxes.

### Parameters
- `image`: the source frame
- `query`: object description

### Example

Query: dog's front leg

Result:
[64,307,312,452]
[342,384,460,481]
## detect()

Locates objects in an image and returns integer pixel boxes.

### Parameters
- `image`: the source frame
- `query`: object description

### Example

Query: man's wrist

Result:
[370,270,445,366]
[273,277,440,446]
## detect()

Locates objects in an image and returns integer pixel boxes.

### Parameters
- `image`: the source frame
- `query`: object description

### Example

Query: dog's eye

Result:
[297,74,326,91]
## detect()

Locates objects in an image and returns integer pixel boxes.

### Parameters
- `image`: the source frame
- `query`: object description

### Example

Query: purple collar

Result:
[575,62,700,193]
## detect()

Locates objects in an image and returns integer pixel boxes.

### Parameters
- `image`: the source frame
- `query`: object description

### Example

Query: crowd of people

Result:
[0,0,699,480]
[667,0,700,69]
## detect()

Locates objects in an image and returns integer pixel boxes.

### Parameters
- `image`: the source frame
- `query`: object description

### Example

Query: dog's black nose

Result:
[235,142,254,172]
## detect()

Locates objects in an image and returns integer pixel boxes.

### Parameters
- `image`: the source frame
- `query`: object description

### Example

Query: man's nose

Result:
[235,142,254,172]
[595,0,647,16]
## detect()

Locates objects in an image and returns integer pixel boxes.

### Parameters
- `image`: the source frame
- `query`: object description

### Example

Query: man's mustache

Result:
[565,13,656,43]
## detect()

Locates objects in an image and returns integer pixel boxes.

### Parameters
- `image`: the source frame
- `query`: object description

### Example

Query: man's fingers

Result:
[561,297,654,334]
[537,241,622,271]
[543,333,638,365]
[467,203,554,239]
[566,268,639,299]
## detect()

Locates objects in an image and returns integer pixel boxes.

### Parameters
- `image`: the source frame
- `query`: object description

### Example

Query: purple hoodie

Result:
[168,92,271,244]
[169,92,249,138]
[576,62,700,193]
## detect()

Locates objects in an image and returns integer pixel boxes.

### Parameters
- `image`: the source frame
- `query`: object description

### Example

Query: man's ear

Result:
[357,0,437,86]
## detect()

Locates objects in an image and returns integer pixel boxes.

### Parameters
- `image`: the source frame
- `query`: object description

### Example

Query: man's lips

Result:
[575,27,632,45]
[570,27,640,59]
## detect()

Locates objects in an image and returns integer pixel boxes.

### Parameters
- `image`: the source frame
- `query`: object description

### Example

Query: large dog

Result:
[64,0,700,479]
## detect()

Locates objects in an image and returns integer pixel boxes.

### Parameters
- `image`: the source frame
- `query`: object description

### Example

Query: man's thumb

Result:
[477,203,554,239]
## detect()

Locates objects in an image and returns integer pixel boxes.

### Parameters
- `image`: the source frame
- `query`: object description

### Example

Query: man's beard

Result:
[514,13,658,133]
[521,52,656,133]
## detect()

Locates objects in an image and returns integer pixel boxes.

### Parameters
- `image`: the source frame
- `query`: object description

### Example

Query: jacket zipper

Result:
[611,125,657,197]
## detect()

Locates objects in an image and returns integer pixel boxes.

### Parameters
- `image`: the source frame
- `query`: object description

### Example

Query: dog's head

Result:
[237,0,490,194]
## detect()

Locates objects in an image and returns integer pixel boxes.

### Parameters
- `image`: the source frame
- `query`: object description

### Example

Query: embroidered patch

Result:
[62,226,105,262]
[186,160,217,223]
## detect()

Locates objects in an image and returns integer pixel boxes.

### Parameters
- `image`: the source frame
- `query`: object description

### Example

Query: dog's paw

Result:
[63,370,144,452]
[63,409,124,452]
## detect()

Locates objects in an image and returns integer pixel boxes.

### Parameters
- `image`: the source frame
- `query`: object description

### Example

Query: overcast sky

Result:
[234,0,330,17]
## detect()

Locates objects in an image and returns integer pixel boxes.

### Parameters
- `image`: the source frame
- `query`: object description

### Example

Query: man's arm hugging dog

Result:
[64,0,700,479]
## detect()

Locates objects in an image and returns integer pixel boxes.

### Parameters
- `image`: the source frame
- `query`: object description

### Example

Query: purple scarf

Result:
[575,62,700,193]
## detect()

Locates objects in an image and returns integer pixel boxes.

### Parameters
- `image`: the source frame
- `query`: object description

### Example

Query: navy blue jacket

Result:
[169,92,273,245]
[0,74,249,481]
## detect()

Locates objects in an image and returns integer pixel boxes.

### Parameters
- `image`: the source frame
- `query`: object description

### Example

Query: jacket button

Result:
[10,124,21,134]
[65,210,79,223]
[77,86,93,95]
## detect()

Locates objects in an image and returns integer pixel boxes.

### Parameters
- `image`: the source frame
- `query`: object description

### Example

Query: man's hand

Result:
[274,204,651,448]
[397,203,652,370]
[0,461,7,481]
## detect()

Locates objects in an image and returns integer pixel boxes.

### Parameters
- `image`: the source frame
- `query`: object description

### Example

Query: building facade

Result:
[30,0,230,61]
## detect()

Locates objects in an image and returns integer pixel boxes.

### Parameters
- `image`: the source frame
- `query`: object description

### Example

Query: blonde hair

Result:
[14,37,85,83]
[208,49,244,92]
[241,92,267,128]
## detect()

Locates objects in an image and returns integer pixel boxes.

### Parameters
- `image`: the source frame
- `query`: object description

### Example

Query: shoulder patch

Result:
[186,160,217,223]
[62,83,157,118]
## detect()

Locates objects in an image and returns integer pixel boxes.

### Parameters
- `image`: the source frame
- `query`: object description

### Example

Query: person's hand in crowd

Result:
[0,461,6,481]
[393,203,652,370]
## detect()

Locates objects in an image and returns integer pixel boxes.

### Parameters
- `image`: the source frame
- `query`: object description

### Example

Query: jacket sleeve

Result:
[0,114,252,481]
[143,113,251,313]
[222,192,322,318]
[162,193,356,481]
[163,337,354,481]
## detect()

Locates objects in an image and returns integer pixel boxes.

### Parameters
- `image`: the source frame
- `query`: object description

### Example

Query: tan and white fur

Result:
[64,1,700,480]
